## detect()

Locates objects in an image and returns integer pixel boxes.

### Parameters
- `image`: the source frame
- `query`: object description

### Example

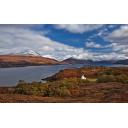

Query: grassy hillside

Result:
[0,55,58,67]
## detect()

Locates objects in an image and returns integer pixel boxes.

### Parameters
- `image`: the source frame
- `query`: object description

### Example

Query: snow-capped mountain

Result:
[15,49,41,56]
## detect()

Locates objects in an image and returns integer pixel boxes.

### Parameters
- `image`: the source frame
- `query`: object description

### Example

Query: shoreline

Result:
[0,63,128,69]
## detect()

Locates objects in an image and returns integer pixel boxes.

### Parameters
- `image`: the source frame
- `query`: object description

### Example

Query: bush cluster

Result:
[15,78,83,97]
[15,80,49,96]
[97,74,128,84]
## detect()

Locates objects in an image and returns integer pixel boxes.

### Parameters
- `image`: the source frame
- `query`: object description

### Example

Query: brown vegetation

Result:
[0,66,128,103]
[0,55,58,67]
[43,66,128,81]
[0,82,128,103]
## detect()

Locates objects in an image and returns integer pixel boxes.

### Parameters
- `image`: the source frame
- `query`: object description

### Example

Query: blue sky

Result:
[32,24,120,48]
[0,24,128,60]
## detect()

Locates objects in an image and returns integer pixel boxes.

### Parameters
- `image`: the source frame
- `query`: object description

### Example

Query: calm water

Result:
[0,64,127,86]
[0,64,85,86]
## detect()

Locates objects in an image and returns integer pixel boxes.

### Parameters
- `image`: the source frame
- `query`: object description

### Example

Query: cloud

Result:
[0,24,127,61]
[93,52,128,60]
[104,25,128,59]
[85,42,103,48]
[54,24,103,33]
[0,25,93,60]
[106,25,128,44]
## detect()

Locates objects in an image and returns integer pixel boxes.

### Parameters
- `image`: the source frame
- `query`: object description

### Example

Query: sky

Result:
[0,24,128,61]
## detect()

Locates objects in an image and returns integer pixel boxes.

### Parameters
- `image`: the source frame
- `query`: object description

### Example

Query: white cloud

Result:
[55,24,103,33]
[0,25,93,60]
[105,25,128,59]
[0,24,127,61]
[106,25,128,44]
[85,42,103,48]
[93,52,128,60]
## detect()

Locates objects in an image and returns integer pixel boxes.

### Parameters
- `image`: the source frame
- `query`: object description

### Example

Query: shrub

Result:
[48,86,71,97]
[97,75,116,83]
[57,78,79,89]
[28,85,40,95]
[97,74,128,84]
[15,81,49,96]
[104,69,113,75]
[57,86,71,97]
[15,84,30,94]
[16,78,96,97]
[115,74,128,84]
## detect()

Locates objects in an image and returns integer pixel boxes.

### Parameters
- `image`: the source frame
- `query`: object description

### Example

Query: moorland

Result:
[0,66,128,103]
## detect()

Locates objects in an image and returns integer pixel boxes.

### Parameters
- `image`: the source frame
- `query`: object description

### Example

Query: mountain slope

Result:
[61,57,93,64]
[0,55,58,68]
[115,59,128,65]
[61,57,118,65]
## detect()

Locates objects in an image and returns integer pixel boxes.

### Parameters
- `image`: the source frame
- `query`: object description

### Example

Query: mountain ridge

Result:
[115,59,128,65]
[0,54,128,68]
[0,55,58,68]
[60,57,93,64]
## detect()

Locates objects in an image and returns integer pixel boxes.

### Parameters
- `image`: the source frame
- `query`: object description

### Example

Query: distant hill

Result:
[115,59,128,65]
[60,57,93,64]
[0,55,58,68]
[93,60,117,65]
[60,57,118,65]
[0,55,128,68]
